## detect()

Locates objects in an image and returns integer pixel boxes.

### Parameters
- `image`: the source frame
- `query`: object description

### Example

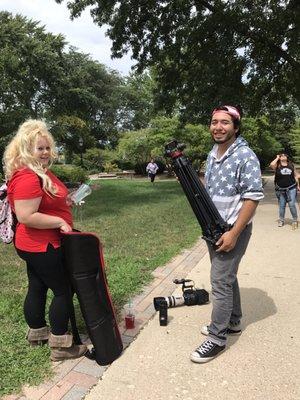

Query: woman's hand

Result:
[269,155,280,170]
[66,192,75,207]
[59,220,73,232]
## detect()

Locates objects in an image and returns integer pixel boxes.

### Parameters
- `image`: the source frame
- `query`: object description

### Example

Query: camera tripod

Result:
[165,140,230,246]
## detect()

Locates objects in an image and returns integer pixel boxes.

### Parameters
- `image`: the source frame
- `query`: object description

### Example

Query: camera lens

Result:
[166,296,185,308]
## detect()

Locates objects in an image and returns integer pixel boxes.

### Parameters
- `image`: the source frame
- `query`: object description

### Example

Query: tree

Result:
[0,12,128,162]
[117,116,212,173]
[55,48,124,147]
[179,123,212,170]
[0,11,66,136]
[289,119,300,164]
[118,71,156,131]
[56,0,300,120]
[117,128,152,172]
[51,115,94,164]
[242,116,282,169]
[71,147,118,172]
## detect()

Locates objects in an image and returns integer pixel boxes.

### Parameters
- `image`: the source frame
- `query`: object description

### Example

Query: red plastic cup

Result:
[125,314,135,329]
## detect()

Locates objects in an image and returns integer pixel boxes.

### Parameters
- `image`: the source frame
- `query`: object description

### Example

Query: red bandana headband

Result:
[212,106,241,121]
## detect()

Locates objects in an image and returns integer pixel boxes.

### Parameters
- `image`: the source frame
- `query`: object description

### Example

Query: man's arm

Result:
[216,199,259,252]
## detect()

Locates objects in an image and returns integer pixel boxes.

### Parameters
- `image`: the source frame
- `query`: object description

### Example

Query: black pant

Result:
[149,173,156,182]
[17,244,71,335]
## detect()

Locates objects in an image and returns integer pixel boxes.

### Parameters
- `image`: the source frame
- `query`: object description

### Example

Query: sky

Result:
[0,0,135,76]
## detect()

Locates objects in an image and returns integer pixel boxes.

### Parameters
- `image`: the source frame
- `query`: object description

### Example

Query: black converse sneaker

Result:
[190,340,225,363]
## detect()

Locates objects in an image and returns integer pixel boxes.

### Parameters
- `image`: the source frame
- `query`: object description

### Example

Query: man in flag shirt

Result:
[190,105,264,363]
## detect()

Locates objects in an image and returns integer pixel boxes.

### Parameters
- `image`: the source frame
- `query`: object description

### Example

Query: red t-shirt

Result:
[7,168,73,252]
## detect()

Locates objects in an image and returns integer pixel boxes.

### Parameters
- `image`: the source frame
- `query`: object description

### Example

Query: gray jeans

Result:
[207,223,252,346]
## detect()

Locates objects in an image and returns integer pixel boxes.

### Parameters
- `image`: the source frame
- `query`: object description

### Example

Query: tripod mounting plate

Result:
[165,140,186,158]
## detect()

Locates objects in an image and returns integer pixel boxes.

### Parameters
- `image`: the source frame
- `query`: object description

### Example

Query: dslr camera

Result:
[153,278,209,326]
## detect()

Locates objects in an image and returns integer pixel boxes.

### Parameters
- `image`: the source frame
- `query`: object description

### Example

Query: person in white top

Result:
[146,159,159,183]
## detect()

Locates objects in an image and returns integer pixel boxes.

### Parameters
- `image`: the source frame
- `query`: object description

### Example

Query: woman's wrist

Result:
[58,219,67,228]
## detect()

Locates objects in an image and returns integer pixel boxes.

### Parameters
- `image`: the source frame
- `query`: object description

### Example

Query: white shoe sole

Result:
[190,348,225,363]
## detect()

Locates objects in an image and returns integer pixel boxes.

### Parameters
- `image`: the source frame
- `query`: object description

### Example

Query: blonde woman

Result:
[3,119,87,361]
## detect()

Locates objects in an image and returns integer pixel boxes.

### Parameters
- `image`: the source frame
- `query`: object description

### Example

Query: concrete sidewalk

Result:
[84,177,300,400]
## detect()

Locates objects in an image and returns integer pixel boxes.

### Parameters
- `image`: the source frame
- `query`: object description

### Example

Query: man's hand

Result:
[215,199,259,252]
[215,230,239,253]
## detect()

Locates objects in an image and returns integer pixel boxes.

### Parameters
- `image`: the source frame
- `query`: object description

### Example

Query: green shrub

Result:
[116,159,135,171]
[50,164,88,184]
[103,162,121,173]
[72,148,120,173]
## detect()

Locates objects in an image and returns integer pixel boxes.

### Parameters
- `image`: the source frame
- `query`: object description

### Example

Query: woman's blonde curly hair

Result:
[3,119,58,195]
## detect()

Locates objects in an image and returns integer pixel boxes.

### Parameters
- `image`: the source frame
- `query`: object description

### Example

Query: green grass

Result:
[0,179,201,396]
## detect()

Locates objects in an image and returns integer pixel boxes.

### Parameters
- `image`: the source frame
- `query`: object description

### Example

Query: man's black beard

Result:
[212,133,238,144]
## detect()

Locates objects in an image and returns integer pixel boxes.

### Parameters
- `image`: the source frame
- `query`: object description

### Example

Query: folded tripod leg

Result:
[167,141,230,245]
[61,231,123,365]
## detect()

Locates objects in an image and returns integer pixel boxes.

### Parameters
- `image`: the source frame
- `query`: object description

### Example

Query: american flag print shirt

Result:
[205,136,264,225]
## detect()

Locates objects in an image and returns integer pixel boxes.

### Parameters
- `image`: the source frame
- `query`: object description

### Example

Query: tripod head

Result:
[164,140,186,159]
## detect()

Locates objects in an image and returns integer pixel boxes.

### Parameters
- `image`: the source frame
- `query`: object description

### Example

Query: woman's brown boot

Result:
[48,333,87,362]
[26,326,50,346]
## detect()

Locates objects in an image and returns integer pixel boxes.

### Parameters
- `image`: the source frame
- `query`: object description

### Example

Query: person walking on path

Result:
[146,158,159,183]
[3,119,87,361]
[269,153,299,229]
[190,105,264,364]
